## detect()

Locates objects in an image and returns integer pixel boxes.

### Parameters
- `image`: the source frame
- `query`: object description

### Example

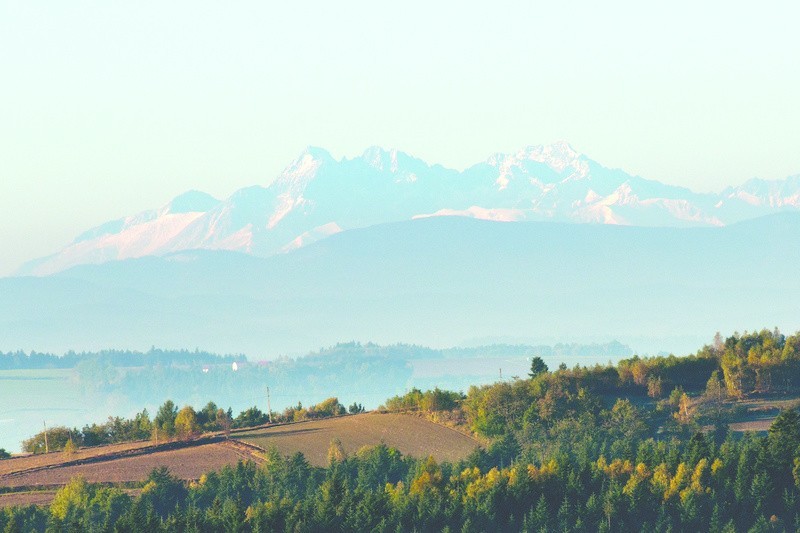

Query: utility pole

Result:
[266,386,273,424]
[43,421,49,454]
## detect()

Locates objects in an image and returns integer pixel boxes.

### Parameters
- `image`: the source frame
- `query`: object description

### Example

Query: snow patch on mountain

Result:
[212,224,255,253]
[721,175,800,208]
[27,211,208,275]
[280,222,343,253]
[269,193,305,229]
[273,146,331,193]
[413,207,526,222]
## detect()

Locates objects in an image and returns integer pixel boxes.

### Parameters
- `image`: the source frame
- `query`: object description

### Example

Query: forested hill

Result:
[0,340,631,452]
[3,329,800,531]
[0,340,632,369]
[0,348,243,370]
[305,340,633,361]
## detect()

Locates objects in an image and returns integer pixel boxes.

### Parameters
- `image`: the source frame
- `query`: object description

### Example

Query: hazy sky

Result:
[2,1,799,275]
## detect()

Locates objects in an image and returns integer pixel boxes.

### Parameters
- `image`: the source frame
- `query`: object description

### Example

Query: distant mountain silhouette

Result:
[4,214,799,356]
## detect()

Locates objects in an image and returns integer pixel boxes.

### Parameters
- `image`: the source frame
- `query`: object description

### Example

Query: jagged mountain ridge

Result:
[19,142,800,275]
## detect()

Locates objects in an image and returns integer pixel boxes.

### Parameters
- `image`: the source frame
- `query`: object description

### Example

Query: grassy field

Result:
[234,412,480,466]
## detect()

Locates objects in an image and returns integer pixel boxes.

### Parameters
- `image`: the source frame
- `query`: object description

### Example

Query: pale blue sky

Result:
[2,1,799,275]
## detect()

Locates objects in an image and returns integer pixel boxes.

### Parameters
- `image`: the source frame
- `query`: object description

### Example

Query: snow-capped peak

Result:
[519,141,589,179]
[358,146,432,177]
[361,146,401,172]
[488,141,590,190]
[273,146,334,190]
[520,140,580,167]
[162,190,221,215]
[488,141,585,171]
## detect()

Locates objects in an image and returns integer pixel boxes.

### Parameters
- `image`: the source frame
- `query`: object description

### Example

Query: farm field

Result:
[0,413,479,507]
[726,396,800,433]
[728,419,773,432]
[0,439,262,489]
[235,412,480,466]
[0,440,151,477]
[0,489,141,509]
[0,490,58,508]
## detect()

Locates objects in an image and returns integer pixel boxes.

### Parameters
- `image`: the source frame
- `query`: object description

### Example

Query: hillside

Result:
[0,412,479,507]
[0,439,257,490]
[3,214,800,355]
[3,329,800,531]
[0,438,259,508]
[0,342,631,454]
[235,413,480,466]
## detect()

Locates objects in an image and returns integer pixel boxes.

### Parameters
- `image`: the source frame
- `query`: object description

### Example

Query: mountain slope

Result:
[18,143,800,275]
[4,214,799,356]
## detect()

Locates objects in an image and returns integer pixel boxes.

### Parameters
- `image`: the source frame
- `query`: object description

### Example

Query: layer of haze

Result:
[1,1,799,275]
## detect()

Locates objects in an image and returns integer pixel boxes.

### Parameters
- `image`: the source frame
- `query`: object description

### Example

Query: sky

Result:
[1,1,799,275]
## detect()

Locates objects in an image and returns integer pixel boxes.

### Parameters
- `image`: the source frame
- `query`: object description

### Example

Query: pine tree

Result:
[530,494,548,532]
[528,357,548,379]
[709,503,722,533]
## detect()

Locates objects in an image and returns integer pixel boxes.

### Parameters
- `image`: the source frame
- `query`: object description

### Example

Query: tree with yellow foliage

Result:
[174,406,199,440]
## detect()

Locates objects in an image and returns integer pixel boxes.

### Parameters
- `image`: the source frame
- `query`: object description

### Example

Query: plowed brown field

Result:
[0,439,263,490]
[235,412,480,466]
[0,440,150,477]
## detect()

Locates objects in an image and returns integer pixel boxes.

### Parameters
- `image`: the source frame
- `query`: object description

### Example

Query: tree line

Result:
[0,348,241,370]
[20,397,360,454]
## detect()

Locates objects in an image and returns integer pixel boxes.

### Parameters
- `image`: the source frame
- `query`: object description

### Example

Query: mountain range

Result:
[5,142,799,357]
[18,142,800,276]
